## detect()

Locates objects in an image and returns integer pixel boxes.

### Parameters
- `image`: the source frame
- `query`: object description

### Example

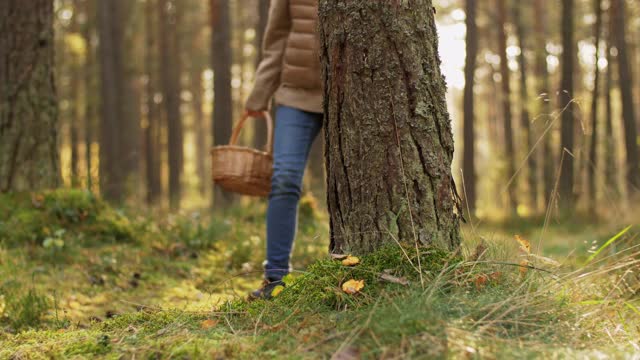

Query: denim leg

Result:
[265,106,323,281]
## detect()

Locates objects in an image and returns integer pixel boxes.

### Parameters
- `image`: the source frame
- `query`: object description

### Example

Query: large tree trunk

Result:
[559,0,576,211]
[513,2,536,213]
[69,2,81,187]
[496,0,518,216]
[97,0,126,202]
[319,1,462,254]
[160,0,183,210]
[462,0,478,216]
[588,0,603,215]
[611,0,640,194]
[0,0,59,192]
[211,0,234,209]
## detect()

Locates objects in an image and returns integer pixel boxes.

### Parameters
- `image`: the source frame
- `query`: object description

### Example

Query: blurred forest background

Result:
[49,0,640,218]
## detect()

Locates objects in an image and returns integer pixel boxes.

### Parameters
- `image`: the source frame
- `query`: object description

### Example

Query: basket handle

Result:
[228,111,274,154]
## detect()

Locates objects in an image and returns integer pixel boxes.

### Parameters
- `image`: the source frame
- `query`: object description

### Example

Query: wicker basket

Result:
[211,112,274,197]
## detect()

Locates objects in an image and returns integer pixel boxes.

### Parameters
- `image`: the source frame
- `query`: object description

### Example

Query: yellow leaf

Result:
[271,285,285,297]
[515,235,531,254]
[201,319,218,329]
[342,279,365,294]
[341,255,360,266]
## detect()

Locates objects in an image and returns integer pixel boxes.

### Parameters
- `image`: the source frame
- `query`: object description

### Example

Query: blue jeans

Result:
[265,105,323,281]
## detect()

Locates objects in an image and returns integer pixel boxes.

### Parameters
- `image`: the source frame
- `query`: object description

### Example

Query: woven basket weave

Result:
[211,112,273,197]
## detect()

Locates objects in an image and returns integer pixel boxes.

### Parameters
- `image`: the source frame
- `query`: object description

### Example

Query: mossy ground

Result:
[0,190,639,359]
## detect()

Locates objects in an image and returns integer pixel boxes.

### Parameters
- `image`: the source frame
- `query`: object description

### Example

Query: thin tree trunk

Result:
[462,0,478,216]
[604,13,617,197]
[69,3,81,187]
[513,2,536,214]
[559,0,576,211]
[145,0,162,204]
[319,1,462,254]
[0,0,59,192]
[588,0,603,215]
[496,0,518,216]
[81,0,95,191]
[160,0,183,210]
[211,0,234,209]
[611,0,640,194]
[533,0,554,212]
[252,0,270,149]
[191,60,207,196]
[97,0,126,202]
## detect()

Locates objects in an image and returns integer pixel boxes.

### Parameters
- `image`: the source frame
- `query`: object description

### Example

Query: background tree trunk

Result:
[160,0,184,210]
[319,0,461,254]
[513,2,536,213]
[211,0,234,209]
[252,0,270,150]
[496,0,518,216]
[145,0,162,205]
[81,0,96,192]
[604,13,617,198]
[559,0,576,211]
[462,0,478,216]
[0,0,59,192]
[533,0,554,212]
[97,0,126,202]
[611,0,640,195]
[588,0,603,215]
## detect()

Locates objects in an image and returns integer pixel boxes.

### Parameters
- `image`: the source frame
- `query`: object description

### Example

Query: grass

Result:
[0,189,639,358]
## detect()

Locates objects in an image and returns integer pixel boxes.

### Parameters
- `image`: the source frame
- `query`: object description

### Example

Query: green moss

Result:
[0,189,136,247]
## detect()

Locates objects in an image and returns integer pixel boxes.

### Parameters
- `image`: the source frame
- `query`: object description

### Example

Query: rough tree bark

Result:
[211,0,234,209]
[559,0,576,211]
[462,0,478,215]
[611,0,640,194]
[496,0,518,216]
[588,0,603,214]
[0,0,59,192]
[160,0,183,210]
[319,1,462,254]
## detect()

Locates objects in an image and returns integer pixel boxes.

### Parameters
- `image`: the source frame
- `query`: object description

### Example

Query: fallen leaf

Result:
[342,279,365,294]
[474,274,489,289]
[271,285,285,297]
[519,259,529,278]
[515,235,531,254]
[331,253,349,260]
[341,255,360,266]
[489,271,503,281]
[201,319,218,329]
[379,273,409,286]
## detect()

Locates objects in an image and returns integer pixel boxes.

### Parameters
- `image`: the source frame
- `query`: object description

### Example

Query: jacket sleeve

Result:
[245,0,290,111]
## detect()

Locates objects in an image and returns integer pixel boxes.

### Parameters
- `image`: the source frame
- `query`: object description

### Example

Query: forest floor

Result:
[0,189,639,359]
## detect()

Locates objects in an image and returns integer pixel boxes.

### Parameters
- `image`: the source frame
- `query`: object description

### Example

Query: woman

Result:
[246,0,322,299]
